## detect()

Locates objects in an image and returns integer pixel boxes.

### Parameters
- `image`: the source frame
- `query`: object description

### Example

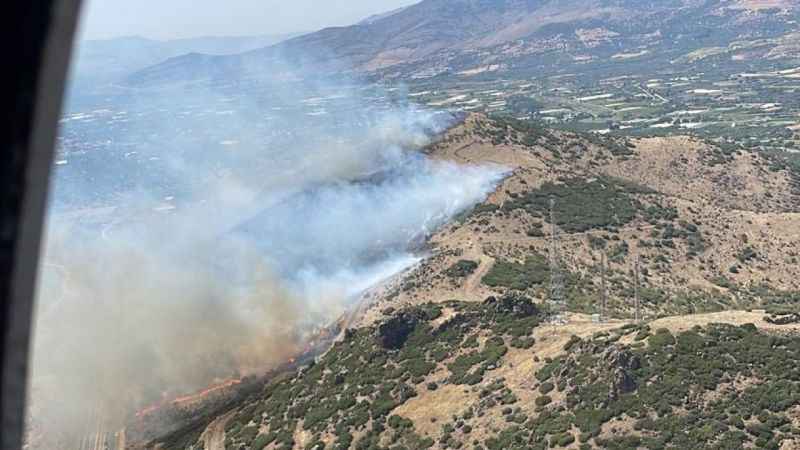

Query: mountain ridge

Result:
[125,0,800,86]
[71,32,303,87]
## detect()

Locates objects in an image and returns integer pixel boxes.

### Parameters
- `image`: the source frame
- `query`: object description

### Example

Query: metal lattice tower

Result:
[599,251,607,323]
[633,253,641,323]
[548,197,566,325]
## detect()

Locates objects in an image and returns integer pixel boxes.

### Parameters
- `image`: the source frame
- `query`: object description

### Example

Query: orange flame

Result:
[133,325,336,420]
[134,378,242,419]
[170,379,241,406]
[135,404,161,419]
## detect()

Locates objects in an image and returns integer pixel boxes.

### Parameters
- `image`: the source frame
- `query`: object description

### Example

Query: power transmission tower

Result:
[633,253,641,323]
[548,197,566,325]
[599,251,607,323]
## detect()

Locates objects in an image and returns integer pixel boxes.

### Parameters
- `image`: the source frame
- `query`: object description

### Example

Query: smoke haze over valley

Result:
[28,49,505,446]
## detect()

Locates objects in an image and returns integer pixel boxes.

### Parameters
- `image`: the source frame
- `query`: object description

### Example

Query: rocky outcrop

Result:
[604,347,641,400]
[376,312,422,350]
[483,293,539,317]
[764,313,800,325]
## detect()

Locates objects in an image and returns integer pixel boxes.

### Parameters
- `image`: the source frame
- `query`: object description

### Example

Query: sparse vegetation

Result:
[446,260,479,278]
[502,177,654,233]
[211,297,543,450]
[486,324,800,449]
[477,115,558,149]
[482,254,549,290]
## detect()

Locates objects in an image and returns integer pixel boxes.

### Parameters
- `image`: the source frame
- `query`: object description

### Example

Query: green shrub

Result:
[555,433,576,446]
[648,328,675,347]
[447,260,479,278]
[252,434,273,450]
[501,177,653,233]
[737,247,758,263]
[482,254,549,290]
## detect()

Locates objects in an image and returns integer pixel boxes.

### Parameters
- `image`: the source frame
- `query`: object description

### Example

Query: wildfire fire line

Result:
[134,324,331,421]
[114,322,342,449]
[134,378,243,419]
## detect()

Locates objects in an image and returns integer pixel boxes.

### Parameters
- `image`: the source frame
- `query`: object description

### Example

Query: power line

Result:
[599,250,607,323]
[548,197,566,325]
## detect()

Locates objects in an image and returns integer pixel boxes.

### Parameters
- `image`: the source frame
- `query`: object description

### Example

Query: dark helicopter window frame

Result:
[0,1,83,448]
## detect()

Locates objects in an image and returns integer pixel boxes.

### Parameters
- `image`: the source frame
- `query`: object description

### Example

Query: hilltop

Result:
[145,114,800,449]
[351,113,800,327]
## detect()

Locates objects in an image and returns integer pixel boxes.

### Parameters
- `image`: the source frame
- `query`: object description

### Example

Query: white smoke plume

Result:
[26,57,507,446]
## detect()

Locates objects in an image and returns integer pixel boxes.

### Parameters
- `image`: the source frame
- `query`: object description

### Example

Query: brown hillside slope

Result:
[355,113,800,327]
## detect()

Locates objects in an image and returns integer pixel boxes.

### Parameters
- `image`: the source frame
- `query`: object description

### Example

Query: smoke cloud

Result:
[26,57,506,446]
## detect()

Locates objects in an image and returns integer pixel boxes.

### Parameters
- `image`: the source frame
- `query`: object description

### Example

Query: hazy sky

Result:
[79,0,420,40]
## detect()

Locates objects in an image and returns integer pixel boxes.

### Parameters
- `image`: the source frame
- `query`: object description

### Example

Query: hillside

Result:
[125,0,800,86]
[153,299,800,450]
[141,114,800,449]
[349,114,800,328]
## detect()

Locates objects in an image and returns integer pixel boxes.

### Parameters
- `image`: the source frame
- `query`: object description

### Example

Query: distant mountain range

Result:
[126,0,800,86]
[69,33,303,87]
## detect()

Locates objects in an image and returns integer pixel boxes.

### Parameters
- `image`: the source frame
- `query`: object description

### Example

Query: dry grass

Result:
[392,384,474,438]
[647,309,800,334]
